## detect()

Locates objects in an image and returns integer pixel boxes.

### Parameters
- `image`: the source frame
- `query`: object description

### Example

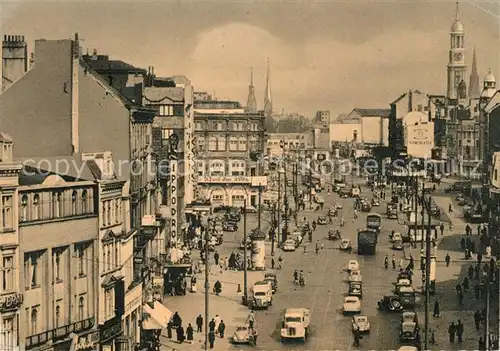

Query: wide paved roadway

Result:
[222,176,413,350]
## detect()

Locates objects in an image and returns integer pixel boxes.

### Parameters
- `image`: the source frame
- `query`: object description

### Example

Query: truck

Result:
[280,308,310,342]
[357,230,378,255]
[251,281,273,309]
[366,213,382,232]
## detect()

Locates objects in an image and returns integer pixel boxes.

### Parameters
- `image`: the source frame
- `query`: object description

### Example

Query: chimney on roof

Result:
[91,48,98,61]
[2,33,28,92]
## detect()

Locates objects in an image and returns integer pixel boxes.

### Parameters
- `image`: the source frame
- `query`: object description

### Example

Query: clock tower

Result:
[447,2,467,100]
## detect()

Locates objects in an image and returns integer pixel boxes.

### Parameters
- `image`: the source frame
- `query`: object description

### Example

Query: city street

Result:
[220,176,413,350]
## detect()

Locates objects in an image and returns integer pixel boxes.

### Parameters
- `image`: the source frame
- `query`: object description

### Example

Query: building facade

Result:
[446,3,467,101]
[266,133,311,158]
[347,108,390,146]
[0,134,23,351]
[194,100,267,207]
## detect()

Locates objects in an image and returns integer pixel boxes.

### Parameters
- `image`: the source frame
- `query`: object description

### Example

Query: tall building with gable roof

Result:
[245,68,257,113]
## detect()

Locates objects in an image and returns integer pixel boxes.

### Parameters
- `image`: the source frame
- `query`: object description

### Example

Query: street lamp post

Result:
[257,183,262,235]
[203,215,211,351]
[424,195,432,351]
[309,156,313,210]
[243,201,248,304]
[277,169,281,249]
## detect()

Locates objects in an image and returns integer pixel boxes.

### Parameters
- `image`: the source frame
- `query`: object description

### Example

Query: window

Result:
[229,137,238,151]
[197,138,205,152]
[2,256,13,292]
[238,137,247,151]
[57,193,63,217]
[1,317,14,350]
[55,305,60,328]
[106,201,111,226]
[32,194,40,220]
[195,122,202,131]
[353,130,358,142]
[105,289,115,320]
[20,195,28,222]
[197,161,205,176]
[71,191,77,215]
[159,105,173,116]
[216,122,223,131]
[53,249,61,282]
[208,137,217,151]
[115,245,119,268]
[1,195,12,229]
[115,200,120,223]
[107,246,111,270]
[25,252,41,288]
[476,140,480,148]
[31,309,38,335]
[76,245,85,276]
[249,136,258,150]
[495,169,498,181]
[103,245,107,272]
[78,296,85,321]
[81,190,88,213]
[217,136,226,151]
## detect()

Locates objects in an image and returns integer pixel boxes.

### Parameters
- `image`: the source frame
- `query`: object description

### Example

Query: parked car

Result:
[349,270,362,282]
[244,205,258,213]
[343,296,361,314]
[223,222,238,232]
[361,201,372,212]
[352,315,371,333]
[231,325,255,344]
[371,198,380,207]
[392,238,404,250]
[377,295,403,312]
[264,273,278,293]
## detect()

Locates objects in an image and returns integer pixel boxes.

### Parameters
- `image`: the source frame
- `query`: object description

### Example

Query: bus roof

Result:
[367,213,382,218]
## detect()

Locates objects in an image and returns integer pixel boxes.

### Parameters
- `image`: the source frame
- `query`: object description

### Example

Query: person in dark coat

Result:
[196,314,203,332]
[208,331,215,349]
[172,312,182,328]
[456,320,463,343]
[448,322,456,342]
[218,320,226,338]
[445,254,451,267]
[186,323,194,342]
[463,277,470,291]
[209,318,216,332]
[460,237,466,250]
[440,222,445,236]
[474,311,481,329]
[177,325,185,343]
[214,251,220,266]
[433,300,440,317]
[167,321,173,338]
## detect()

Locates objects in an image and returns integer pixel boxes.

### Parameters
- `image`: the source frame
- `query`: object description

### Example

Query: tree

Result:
[267,114,312,133]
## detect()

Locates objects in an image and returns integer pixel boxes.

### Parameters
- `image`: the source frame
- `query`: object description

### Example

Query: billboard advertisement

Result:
[406,122,434,158]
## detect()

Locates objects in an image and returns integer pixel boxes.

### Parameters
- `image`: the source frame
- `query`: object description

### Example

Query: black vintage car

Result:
[223,222,238,232]
[348,281,362,298]
[377,295,403,312]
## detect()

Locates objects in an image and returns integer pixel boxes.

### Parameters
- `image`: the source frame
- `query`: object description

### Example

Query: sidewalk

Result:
[159,263,270,350]
[402,195,486,350]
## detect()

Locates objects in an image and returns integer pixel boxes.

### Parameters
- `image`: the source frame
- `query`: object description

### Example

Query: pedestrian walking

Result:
[457,320,464,343]
[176,325,185,343]
[456,283,462,295]
[433,300,440,317]
[214,251,220,266]
[218,320,226,338]
[392,254,396,269]
[458,291,464,306]
[474,311,481,329]
[247,311,256,329]
[196,314,203,332]
[440,222,445,236]
[214,315,221,333]
[445,253,451,267]
[449,203,453,213]
[167,320,173,339]
[186,323,194,342]
[209,318,216,333]
[208,331,215,349]
[460,237,466,250]
[463,277,469,291]
[448,322,456,342]
[271,257,275,269]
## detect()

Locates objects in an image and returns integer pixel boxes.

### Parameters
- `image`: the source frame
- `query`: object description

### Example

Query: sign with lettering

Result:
[100,319,121,343]
[198,176,251,184]
[74,331,99,350]
[406,122,434,158]
[0,293,23,312]
[170,161,178,245]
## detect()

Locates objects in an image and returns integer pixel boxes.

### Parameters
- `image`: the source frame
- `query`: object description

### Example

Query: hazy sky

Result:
[1,0,499,117]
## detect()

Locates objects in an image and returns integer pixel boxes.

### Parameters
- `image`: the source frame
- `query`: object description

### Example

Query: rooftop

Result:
[353,108,391,118]
[82,54,146,74]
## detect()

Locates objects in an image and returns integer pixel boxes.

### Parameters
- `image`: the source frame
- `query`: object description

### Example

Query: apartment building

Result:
[0,134,23,351]
[193,100,267,207]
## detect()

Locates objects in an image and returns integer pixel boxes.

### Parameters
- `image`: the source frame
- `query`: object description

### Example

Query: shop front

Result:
[99,317,122,351]
[139,301,172,350]
[72,329,100,351]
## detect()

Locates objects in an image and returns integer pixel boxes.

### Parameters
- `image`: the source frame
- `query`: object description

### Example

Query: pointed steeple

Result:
[264,58,273,118]
[245,68,257,113]
[455,1,460,20]
[468,47,480,99]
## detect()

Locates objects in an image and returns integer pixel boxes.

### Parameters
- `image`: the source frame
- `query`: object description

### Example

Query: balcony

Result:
[25,317,95,349]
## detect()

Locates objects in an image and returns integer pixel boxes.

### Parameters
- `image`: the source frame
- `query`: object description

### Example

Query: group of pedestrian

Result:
[447,320,464,343]
[166,311,194,344]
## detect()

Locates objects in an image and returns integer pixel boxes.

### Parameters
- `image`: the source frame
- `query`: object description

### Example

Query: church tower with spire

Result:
[245,68,257,113]
[447,1,468,101]
[264,59,273,117]
[469,47,480,99]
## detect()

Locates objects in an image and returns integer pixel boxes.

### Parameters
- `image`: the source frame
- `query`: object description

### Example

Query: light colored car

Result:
[280,308,310,341]
[349,270,362,282]
[351,315,371,333]
[347,260,360,272]
[336,203,343,209]
[282,239,296,252]
[397,347,418,351]
[343,296,361,314]
[340,239,352,251]
[231,325,253,344]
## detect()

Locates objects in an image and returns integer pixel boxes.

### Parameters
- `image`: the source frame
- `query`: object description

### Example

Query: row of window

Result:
[131,123,151,159]
[197,136,259,152]
[102,199,123,227]
[102,240,121,274]
[18,190,92,224]
[25,294,87,337]
[194,121,260,131]
[158,104,184,117]
[24,243,90,290]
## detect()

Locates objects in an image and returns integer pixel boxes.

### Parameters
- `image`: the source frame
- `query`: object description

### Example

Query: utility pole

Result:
[277,170,281,249]
[204,216,210,351]
[421,179,426,249]
[485,275,491,350]
[309,156,313,210]
[271,203,276,255]
[258,184,262,235]
[243,202,248,304]
[284,161,289,242]
[424,195,432,351]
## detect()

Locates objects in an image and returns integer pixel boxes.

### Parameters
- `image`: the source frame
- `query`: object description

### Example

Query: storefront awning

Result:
[142,301,173,330]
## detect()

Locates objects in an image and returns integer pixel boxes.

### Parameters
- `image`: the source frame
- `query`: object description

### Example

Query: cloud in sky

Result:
[2,0,499,117]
